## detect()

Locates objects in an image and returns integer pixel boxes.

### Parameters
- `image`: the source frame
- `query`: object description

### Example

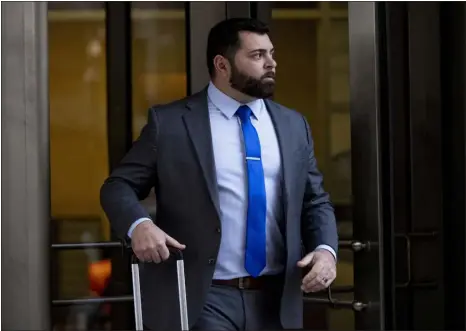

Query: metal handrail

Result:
[51,241,123,250]
[50,239,372,311]
[53,295,133,306]
[51,240,371,252]
[50,237,441,312]
[52,290,367,311]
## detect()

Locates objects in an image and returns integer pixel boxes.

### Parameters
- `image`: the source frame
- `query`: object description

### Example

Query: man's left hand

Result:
[297,249,337,293]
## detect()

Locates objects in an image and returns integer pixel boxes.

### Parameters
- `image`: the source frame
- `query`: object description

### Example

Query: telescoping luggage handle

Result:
[124,240,189,331]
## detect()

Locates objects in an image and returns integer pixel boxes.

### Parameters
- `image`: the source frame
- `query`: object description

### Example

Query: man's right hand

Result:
[131,221,185,263]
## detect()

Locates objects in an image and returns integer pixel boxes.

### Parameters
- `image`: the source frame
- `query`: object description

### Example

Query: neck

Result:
[211,79,257,104]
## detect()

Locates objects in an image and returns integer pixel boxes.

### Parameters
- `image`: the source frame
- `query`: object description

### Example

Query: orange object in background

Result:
[89,259,112,295]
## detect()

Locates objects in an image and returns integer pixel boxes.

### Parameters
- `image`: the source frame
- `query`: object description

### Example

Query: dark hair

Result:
[206,18,269,77]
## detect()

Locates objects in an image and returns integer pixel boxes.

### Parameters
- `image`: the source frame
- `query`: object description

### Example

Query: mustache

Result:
[262,72,276,79]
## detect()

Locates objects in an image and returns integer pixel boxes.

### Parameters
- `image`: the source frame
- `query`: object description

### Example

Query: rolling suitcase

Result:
[130,248,189,331]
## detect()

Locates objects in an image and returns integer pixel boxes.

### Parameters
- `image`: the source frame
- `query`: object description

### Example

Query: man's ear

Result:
[213,55,231,78]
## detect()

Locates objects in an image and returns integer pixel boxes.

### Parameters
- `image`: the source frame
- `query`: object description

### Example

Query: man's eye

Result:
[253,53,262,59]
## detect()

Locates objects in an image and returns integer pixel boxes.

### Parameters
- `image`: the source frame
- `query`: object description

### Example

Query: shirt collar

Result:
[207,81,264,120]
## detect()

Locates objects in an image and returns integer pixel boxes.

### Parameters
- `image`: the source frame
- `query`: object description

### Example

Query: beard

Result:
[229,64,276,99]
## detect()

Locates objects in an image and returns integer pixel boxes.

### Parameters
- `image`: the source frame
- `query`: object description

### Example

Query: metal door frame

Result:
[441,3,466,329]
[348,3,385,329]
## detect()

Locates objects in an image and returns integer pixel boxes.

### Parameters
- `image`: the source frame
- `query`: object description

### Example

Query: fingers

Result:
[142,238,169,263]
[302,269,336,292]
[135,240,168,263]
[157,240,170,261]
[301,256,337,293]
[304,273,331,293]
[134,242,158,263]
[165,235,186,250]
[297,252,315,268]
[132,224,185,264]
[301,262,323,292]
[142,249,161,264]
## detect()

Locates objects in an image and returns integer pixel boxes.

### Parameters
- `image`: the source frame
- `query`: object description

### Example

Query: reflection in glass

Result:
[49,2,188,330]
[49,3,113,330]
[131,1,187,138]
[130,2,188,217]
[49,0,109,309]
[49,3,108,220]
[270,2,352,330]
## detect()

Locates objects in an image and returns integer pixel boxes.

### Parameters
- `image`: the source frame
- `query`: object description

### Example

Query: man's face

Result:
[229,31,277,99]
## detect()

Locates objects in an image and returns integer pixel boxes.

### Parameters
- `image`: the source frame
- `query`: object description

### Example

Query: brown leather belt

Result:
[212,276,280,290]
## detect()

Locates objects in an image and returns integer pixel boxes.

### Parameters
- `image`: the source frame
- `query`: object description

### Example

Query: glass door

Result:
[48,2,225,329]
[250,2,385,329]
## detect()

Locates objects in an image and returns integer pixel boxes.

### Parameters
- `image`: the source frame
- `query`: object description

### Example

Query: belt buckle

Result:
[238,277,245,289]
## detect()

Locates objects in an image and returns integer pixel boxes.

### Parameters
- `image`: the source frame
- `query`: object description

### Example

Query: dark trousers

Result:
[191,281,283,331]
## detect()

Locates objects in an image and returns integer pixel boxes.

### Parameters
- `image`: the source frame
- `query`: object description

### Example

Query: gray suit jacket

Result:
[100,87,338,330]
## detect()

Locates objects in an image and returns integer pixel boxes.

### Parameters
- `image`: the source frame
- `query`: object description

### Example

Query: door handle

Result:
[394,231,438,288]
[303,286,370,312]
[338,240,371,252]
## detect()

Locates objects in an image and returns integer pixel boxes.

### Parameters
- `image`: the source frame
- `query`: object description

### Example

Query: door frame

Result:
[348,2,386,330]
[252,2,387,330]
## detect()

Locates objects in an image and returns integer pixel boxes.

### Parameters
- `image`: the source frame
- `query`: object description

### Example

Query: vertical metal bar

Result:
[407,3,444,329]
[463,6,466,330]
[441,3,466,329]
[177,260,189,331]
[348,2,385,330]
[106,1,133,170]
[188,1,227,94]
[379,3,408,329]
[106,3,133,329]
[1,1,50,329]
[131,263,143,331]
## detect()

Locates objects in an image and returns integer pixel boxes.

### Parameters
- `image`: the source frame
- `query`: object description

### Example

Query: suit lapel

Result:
[265,99,293,220]
[182,88,221,219]
[181,93,293,227]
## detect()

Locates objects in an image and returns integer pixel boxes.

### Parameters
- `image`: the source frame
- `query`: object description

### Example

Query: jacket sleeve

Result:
[100,106,159,239]
[300,115,339,256]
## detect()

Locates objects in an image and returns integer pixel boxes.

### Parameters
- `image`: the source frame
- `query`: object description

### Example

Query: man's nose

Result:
[264,53,277,69]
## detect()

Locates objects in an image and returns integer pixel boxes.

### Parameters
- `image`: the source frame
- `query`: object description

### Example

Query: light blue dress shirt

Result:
[128,82,336,279]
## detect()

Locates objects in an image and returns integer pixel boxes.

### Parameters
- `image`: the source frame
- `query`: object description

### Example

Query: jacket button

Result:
[216,227,221,233]
[208,259,215,265]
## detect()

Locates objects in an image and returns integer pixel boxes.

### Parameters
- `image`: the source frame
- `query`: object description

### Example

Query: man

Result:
[100,18,338,331]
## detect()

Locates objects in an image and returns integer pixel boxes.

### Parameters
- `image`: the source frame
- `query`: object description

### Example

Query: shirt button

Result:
[208,259,215,265]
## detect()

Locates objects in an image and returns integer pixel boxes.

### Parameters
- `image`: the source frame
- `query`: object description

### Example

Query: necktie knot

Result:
[236,105,252,124]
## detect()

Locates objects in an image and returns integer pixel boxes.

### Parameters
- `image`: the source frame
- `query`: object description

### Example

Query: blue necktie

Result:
[236,105,267,277]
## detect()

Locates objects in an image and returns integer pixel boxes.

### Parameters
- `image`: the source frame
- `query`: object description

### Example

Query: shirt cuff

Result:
[314,244,337,261]
[127,217,152,238]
